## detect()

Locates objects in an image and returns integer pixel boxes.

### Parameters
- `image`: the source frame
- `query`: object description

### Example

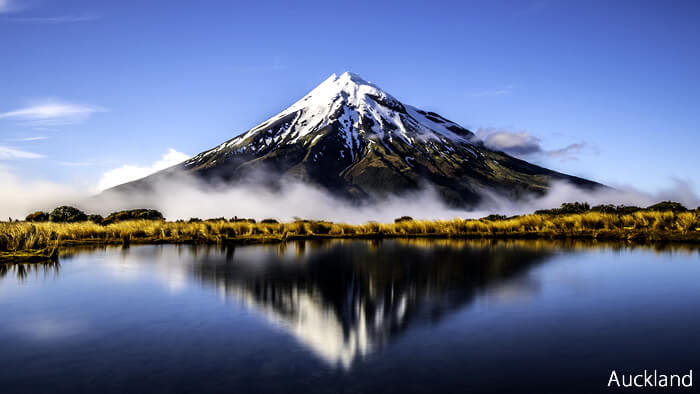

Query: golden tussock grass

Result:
[1,210,699,262]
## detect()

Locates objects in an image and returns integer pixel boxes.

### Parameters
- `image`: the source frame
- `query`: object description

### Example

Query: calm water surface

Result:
[1,240,699,393]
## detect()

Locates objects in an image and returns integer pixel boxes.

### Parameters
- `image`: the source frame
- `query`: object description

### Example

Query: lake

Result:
[1,239,699,393]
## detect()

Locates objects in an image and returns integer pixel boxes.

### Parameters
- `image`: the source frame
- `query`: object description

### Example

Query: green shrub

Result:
[536,202,590,215]
[616,205,643,214]
[394,216,414,223]
[481,214,507,221]
[646,201,688,212]
[230,217,257,223]
[26,211,49,222]
[591,204,642,214]
[590,204,616,214]
[261,218,279,224]
[534,208,554,215]
[103,209,165,225]
[49,206,87,223]
[87,214,104,224]
[561,202,590,214]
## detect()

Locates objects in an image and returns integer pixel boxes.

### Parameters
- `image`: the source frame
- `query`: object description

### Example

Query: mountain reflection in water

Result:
[5,239,699,371]
[87,239,552,368]
[3,240,700,394]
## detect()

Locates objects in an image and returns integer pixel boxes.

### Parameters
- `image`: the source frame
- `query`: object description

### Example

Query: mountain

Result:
[112,72,599,206]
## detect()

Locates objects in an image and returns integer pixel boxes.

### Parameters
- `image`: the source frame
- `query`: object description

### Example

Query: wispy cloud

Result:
[7,13,100,23]
[97,148,190,191]
[0,145,44,159]
[0,99,102,125]
[473,129,587,161]
[469,85,513,97]
[0,0,22,14]
[19,136,48,141]
[547,142,586,159]
[0,0,99,22]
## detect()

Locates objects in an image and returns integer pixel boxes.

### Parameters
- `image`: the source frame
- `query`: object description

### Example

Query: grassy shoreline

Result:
[2,210,699,263]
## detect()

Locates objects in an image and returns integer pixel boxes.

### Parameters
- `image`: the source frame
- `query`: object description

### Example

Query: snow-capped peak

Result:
[186,72,475,167]
[285,71,399,114]
[271,71,471,144]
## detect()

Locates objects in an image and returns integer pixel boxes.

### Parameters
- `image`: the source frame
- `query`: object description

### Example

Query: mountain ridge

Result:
[110,72,600,206]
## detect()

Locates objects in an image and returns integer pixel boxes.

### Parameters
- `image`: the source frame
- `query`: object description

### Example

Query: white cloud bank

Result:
[96,148,190,192]
[0,99,101,125]
[89,177,698,224]
[0,150,697,222]
[0,165,82,220]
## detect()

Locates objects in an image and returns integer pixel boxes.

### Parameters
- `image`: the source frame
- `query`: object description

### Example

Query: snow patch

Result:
[189,72,476,165]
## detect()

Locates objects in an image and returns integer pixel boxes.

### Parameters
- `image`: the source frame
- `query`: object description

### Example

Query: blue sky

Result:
[1,0,699,195]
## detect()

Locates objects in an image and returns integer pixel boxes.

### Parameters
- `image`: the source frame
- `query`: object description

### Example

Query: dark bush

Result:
[591,204,642,214]
[87,214,104,224]
[49,206,88,223]
[261,219,279,224]
[535,202,590,216]
[534,208,554,215]
[560,202,590,214]
[616,205,643,214]
[188,218,202,223]
[394,216,414,223]
[646,201,688,212]
[481,214,507,221]
[103,209,165,225]
[26,211,49,222]
[590,204,616,214]
[230,217,257,223]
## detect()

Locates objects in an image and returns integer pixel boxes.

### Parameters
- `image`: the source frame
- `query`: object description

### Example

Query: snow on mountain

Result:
[115,72,599,206]
[184,71,475,169]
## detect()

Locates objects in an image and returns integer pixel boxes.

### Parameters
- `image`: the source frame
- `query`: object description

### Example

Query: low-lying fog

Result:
[1,166,698,223]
